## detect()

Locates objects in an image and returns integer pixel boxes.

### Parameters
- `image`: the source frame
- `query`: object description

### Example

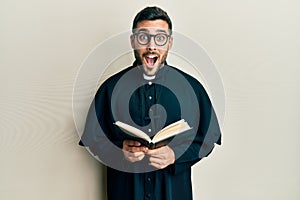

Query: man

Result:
[80,6,221,200]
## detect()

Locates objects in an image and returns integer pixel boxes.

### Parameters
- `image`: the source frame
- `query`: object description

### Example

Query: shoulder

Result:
[167,65,213,107]
[98,66,136,89]
[94,66,135,100]
[167,65,206,92]
[104,66,135,86]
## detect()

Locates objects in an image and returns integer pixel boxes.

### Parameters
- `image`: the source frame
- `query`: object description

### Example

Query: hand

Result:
[146,146,175,169]
[122,140,148,162]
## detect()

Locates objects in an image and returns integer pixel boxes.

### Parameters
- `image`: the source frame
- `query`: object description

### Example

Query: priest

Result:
[80,6,222,200]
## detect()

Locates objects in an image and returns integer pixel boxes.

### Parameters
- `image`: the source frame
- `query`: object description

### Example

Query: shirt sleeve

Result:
[78,84,129,171]
[168,79,222,175]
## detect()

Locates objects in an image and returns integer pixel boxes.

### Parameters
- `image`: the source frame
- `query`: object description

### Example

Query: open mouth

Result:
[144,55,158,66]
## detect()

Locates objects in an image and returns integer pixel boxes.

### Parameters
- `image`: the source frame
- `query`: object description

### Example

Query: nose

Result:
[147,36,156,50]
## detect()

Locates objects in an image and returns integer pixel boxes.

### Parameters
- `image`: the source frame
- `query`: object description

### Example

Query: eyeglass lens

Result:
[136,32,168,46]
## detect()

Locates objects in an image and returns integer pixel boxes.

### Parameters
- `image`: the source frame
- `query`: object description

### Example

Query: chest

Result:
[112,83,182,136]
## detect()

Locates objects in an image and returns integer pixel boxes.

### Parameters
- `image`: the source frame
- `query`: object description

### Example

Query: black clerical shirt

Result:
[80,63,221,200]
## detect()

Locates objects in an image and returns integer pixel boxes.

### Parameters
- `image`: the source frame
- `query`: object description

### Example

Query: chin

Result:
[143,69,156,76]
[142,64,160,76]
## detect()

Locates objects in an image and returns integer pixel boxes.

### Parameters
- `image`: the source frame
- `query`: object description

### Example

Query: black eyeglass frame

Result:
[133,32,171,46]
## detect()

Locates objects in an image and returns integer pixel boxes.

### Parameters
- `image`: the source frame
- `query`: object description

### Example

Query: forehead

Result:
[135,19,170,33]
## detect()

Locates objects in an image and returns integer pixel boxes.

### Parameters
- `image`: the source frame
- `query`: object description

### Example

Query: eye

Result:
[138,33,149,41]
[156,34,166,41]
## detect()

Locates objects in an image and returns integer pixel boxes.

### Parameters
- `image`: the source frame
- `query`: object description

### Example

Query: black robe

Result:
[80,63,221,200]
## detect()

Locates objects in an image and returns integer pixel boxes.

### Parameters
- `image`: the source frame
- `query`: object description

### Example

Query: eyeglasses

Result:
[134,32,171,46]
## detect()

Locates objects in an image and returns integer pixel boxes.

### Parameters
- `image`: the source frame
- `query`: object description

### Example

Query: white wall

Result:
[1,0,299,199]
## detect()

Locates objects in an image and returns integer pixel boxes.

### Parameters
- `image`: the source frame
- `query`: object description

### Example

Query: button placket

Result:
[145,174,153,199]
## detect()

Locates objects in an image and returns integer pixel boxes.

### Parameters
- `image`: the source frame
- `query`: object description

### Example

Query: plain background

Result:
[1,0,299,199]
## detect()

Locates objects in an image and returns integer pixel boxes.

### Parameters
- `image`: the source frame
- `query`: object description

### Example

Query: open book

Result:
[114,119,192,149]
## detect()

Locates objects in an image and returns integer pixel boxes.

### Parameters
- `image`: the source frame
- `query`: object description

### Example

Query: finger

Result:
[148,153,165,160]
[137,153,145,160]
[125,140,141,147]
[125,146,147,153]
[147,148,168,158]
[149,156,163,165]
[127,152,145,162]
[149,154,173,166]
[149,162,160,169]
[124,151,139,161]
[131,151,145,157]
[123,140,142,150]
[146,148,161,155]
[127,151,145,159]
[148,161,165,169]
[123,140,138,148]
[132,146,148,152]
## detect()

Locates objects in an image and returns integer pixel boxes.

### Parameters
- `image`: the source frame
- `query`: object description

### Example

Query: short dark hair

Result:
[132,6,172,33]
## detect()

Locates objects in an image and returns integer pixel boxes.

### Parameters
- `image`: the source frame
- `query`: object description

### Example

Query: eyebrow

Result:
[137,28,168,34]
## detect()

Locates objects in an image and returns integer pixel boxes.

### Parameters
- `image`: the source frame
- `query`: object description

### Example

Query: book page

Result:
[114,121,151,142]
[157,119,185,133]
[152,120,192,143]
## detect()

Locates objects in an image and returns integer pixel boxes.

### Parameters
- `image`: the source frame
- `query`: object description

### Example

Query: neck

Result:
[143,73,156,80]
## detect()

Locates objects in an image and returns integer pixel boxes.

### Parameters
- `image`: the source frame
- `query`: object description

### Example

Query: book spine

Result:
[148,142,155,150]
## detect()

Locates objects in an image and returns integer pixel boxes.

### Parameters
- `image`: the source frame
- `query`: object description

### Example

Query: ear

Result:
[130,34,135,49]
[168,36,173,50]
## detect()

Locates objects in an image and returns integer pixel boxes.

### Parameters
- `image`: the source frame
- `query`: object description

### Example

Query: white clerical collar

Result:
[143,73,156,80]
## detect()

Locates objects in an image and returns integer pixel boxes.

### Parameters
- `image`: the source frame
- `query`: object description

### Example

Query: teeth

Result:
[147,55,157,58]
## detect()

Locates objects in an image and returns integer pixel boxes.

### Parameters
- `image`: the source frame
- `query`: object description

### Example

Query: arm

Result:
[79,89,150,170]
[144,86,222,173]
[169,99,222,175]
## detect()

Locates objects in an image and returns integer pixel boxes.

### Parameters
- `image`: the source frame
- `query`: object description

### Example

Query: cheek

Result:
[134,49,142,58]
[135,48,146,55]
[158,50,168,58]
[157,46,169,54]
